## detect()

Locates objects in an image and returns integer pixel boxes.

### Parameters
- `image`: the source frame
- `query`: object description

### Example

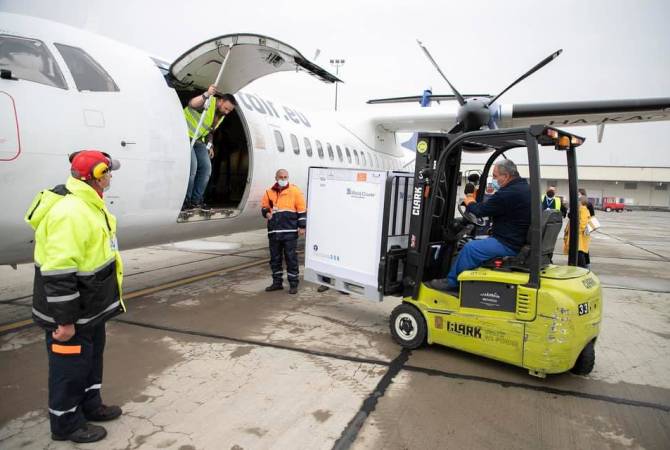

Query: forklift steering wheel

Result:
[457,203,486,227]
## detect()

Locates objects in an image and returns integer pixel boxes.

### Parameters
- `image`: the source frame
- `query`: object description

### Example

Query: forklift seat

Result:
[485,209,563,271]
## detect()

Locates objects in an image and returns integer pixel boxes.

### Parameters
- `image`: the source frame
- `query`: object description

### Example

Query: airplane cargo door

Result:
[0,91,20,161]
[170,34,340,96]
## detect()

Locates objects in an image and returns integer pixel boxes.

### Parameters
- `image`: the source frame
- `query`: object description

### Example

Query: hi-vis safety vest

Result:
[183,100,225,142]
[542,194,561,211]
[25,177,125,329]
[261,184,307,240]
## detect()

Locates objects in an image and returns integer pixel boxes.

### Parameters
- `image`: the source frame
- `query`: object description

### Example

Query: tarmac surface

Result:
[0,210,669,449]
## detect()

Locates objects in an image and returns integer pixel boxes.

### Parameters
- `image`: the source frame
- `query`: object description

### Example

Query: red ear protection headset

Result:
[68,151,113,181]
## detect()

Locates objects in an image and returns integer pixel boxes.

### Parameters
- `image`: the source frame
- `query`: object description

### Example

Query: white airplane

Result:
[1,12,669,266]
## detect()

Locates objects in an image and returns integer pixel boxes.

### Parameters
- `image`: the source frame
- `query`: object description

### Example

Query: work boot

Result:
[289,286,298,295]
[85,404,122,422]
[52,423,107,443]
[317,285,329,293]
[194,203,212,212]
[265,283,283,292]
[427,278,459,295]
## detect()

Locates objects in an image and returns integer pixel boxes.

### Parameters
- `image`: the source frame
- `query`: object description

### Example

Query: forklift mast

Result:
[381,125,586,300]
[402,133,460,297]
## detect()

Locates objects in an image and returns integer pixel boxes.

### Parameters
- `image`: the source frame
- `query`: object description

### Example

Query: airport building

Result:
[461,164,670,210]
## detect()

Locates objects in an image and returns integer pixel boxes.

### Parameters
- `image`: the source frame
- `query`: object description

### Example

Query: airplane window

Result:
[274,130,285,152]
[344,147,352,164]
[304,137,313,157]
[336,145,343,162]
[55,43,119,92]
[361,152,367,166]
[0,35,67,89]
[327,143,334,160]
[315,140,324,159]
[290,133,300,155]
[353,149,360,165]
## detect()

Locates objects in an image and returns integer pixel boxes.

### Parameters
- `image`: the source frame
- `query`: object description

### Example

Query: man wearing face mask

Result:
[430,159,530,292]
[542,186,561,211]
[261,169,306,294]
[24,150,126,443]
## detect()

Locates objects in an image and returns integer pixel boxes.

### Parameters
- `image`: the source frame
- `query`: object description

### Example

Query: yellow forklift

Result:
[379,125,601,377]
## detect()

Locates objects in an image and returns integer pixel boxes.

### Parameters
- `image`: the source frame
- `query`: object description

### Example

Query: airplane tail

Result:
[400,88,432,151]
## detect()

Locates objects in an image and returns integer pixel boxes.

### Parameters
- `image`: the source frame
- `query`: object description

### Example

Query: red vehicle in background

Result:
[601,196,625,212]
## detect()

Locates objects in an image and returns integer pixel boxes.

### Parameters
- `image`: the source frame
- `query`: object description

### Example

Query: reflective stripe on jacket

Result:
[183,100,224,142]
[261,183,306,240]
[25,177,125,329]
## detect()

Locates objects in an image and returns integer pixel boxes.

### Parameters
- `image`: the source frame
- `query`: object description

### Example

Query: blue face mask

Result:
[491,179,500,190]
[277,179,288,188]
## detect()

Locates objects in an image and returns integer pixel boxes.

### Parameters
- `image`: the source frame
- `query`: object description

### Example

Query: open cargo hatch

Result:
[170,34,341,93]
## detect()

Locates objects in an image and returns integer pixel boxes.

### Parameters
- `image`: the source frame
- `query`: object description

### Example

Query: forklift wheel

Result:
[390,304,427,349]
[570,340,595,375]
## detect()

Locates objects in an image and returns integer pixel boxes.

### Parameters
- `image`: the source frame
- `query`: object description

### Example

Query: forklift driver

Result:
[429,159,531,293]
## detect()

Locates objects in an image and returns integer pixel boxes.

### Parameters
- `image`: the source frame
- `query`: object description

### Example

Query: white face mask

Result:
[277,179,288,187]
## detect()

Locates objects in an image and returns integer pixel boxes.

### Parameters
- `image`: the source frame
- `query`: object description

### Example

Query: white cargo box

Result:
[304,167,412,301]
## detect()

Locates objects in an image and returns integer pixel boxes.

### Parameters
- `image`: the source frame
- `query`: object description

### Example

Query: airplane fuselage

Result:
[0,13,409,265]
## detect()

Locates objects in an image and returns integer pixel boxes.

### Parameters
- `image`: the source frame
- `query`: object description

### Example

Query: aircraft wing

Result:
[170,34,341,94]
[504,97,670,128]
[371,97,670,136]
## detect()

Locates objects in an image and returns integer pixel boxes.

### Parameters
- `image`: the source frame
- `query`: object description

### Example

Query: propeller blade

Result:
[366,93,491,105]
[487,49,563,106]
[417,40,466,106]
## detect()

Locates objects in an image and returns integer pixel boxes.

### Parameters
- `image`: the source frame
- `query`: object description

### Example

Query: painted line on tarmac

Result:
[0,257,273,335]
[0,295,31,305]
[598,231,670,262]
[602,285,670,294]
[115,319,670,414]
[116,318,392,368]
[0,247,269,305]
[120,246,269,278]
[332,349,410,450]
[402,364,670,413]
[0,318,32,334]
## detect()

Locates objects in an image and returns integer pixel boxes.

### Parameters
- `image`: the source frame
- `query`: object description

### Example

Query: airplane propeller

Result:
[416,41,563,133]
[416,40,466,106]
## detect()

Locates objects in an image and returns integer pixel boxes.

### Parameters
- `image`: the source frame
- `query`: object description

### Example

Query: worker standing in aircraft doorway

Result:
[182,85,238,211]
[262,169,307,295]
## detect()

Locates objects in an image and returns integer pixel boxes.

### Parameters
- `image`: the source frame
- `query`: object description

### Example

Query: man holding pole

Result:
[182,84,237,211]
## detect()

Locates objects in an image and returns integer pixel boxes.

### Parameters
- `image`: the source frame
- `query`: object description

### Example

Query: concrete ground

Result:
[0,211,669,449]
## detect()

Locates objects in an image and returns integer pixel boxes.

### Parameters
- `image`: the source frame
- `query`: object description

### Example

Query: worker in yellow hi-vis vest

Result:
[182,85,237,211]
[25,150,125,443]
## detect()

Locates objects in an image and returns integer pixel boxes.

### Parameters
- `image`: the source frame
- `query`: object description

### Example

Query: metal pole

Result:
[334,75,339,111]
[190,45,232,150]
[330,59,344,112]
[526,132,542,288]
[566,147,580,266]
